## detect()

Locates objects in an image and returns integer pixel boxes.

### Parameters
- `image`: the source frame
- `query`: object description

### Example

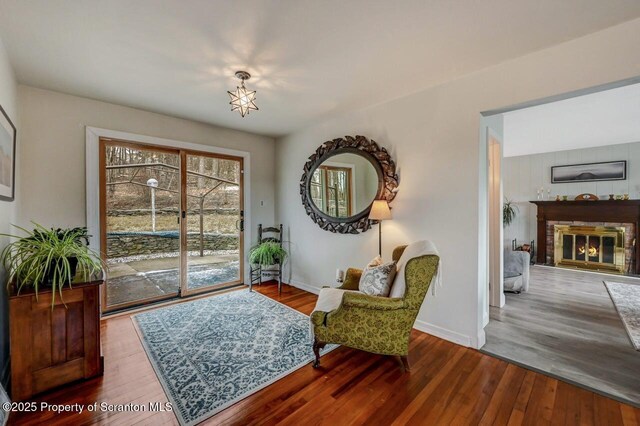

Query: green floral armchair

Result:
[311,245,440,370]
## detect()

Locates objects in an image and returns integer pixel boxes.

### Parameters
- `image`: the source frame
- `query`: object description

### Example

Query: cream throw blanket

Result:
[389,240,442,298]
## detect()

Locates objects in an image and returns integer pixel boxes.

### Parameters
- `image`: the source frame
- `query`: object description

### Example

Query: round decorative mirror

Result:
[300,135,398,234]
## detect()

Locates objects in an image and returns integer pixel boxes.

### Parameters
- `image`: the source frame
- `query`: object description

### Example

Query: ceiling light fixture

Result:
[227,70,258,117]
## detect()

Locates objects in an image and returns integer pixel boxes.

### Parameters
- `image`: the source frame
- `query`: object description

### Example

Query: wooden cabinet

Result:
[9,280,103,401]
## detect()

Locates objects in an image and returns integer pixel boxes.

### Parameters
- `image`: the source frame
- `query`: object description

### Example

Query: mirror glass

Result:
[309,153,379,218]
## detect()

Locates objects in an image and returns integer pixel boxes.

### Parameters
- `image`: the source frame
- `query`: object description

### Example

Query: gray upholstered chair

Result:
[503,249,530,293]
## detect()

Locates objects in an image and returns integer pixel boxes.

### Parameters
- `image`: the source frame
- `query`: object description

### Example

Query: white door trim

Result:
[85,126,252,284]
[487,128,505,309]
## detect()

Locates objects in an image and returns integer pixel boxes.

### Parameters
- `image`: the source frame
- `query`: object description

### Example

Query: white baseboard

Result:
[475,328,486,349]
[291,279,473,348]
[288,279,320,295]
[413,319,473,347]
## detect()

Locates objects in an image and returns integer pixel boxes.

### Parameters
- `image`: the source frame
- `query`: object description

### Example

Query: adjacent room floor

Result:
[9,283,639,425]
[483,265,640,407]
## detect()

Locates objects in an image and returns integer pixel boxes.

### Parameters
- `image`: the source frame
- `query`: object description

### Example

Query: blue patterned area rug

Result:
[133,290,336,425]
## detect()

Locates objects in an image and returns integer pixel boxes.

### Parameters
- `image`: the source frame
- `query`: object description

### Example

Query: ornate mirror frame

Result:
[299,135,398,234]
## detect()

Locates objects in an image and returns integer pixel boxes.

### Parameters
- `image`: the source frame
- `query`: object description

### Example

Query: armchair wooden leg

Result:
[312,339,326,368]
[399,355,411,372]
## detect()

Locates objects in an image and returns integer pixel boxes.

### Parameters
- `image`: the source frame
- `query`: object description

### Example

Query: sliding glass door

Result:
[182,152,243,295]
[100,139,244,312]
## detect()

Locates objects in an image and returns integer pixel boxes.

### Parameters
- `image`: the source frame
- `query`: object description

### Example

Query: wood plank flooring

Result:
[8,283,640,425]
[483,265,640,407]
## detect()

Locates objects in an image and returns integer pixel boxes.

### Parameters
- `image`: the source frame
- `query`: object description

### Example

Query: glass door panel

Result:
[102,141,181,311]
[183,153,243,294]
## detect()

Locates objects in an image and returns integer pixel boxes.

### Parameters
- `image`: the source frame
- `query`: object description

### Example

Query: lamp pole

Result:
[147,178,159,232]
[378,220,382,257]
[368,200,392,258]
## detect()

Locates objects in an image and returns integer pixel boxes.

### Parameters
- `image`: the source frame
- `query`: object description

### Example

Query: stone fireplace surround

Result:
[531,200,640,275]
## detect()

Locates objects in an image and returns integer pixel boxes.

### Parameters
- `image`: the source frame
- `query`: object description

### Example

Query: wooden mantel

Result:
[531,200,640,273]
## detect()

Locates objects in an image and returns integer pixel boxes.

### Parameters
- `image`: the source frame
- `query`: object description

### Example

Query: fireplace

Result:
[531,200,640,274]
[554,225,625,273]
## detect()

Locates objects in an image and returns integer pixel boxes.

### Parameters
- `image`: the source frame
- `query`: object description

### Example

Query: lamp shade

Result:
[369,200,391,220]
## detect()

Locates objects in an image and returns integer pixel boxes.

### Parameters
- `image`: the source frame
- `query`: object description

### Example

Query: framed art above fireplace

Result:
[550,160,626,184]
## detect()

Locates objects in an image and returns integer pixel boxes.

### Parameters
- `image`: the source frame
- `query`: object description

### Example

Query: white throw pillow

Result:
[388,240,437,298]
[359,261,397,297]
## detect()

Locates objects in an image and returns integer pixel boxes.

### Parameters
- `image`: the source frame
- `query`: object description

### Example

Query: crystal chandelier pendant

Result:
[227,71,258,117]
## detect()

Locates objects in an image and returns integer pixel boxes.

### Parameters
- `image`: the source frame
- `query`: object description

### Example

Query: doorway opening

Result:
[99,138,244,313]
[480,78,640,406]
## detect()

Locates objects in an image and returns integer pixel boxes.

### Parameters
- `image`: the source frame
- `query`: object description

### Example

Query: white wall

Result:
[504,140,640,245]
[0,35,18,386]
[17,85,276,260]
[503,82,640,157]
[275,17,640,348]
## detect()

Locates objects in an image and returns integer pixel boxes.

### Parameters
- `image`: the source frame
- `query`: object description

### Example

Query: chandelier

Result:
[227,71,258,117]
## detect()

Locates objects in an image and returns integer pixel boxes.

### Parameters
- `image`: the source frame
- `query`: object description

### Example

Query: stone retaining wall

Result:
[106,233,238,258]
[108,208,238,217]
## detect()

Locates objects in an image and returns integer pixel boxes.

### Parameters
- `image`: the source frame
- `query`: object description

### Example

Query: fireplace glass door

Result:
[554,225,625,273]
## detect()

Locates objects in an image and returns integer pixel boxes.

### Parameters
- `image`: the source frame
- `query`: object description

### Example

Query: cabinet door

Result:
[10,285,101,401]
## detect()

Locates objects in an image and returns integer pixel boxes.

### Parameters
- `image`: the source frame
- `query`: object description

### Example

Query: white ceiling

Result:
[503,82,640,157]
[1,1,640,137]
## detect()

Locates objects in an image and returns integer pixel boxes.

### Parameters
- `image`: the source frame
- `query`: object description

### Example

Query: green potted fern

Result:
[249,241,288,266]
[0,223,104,305]
[503,198,519,227]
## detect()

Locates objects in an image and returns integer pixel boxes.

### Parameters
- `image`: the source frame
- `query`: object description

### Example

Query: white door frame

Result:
[85,126,252,285]
[487,128,505,309]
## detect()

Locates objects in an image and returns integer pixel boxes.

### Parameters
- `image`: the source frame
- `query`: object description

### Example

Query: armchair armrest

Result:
[337,268,362,290]
[341,292,405,311]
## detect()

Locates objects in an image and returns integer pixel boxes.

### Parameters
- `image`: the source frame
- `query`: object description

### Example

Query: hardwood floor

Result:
[484,265,640,407]
[9,283,640,425]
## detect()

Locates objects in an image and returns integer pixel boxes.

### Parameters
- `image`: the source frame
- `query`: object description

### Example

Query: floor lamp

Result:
[369,200,392,257]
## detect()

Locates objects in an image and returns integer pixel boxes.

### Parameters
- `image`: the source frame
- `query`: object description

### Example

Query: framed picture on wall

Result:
[0,103,16,201]
[551,160,626,184]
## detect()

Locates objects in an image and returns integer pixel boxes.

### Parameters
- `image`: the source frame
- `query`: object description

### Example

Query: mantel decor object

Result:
[575,193,599,201]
